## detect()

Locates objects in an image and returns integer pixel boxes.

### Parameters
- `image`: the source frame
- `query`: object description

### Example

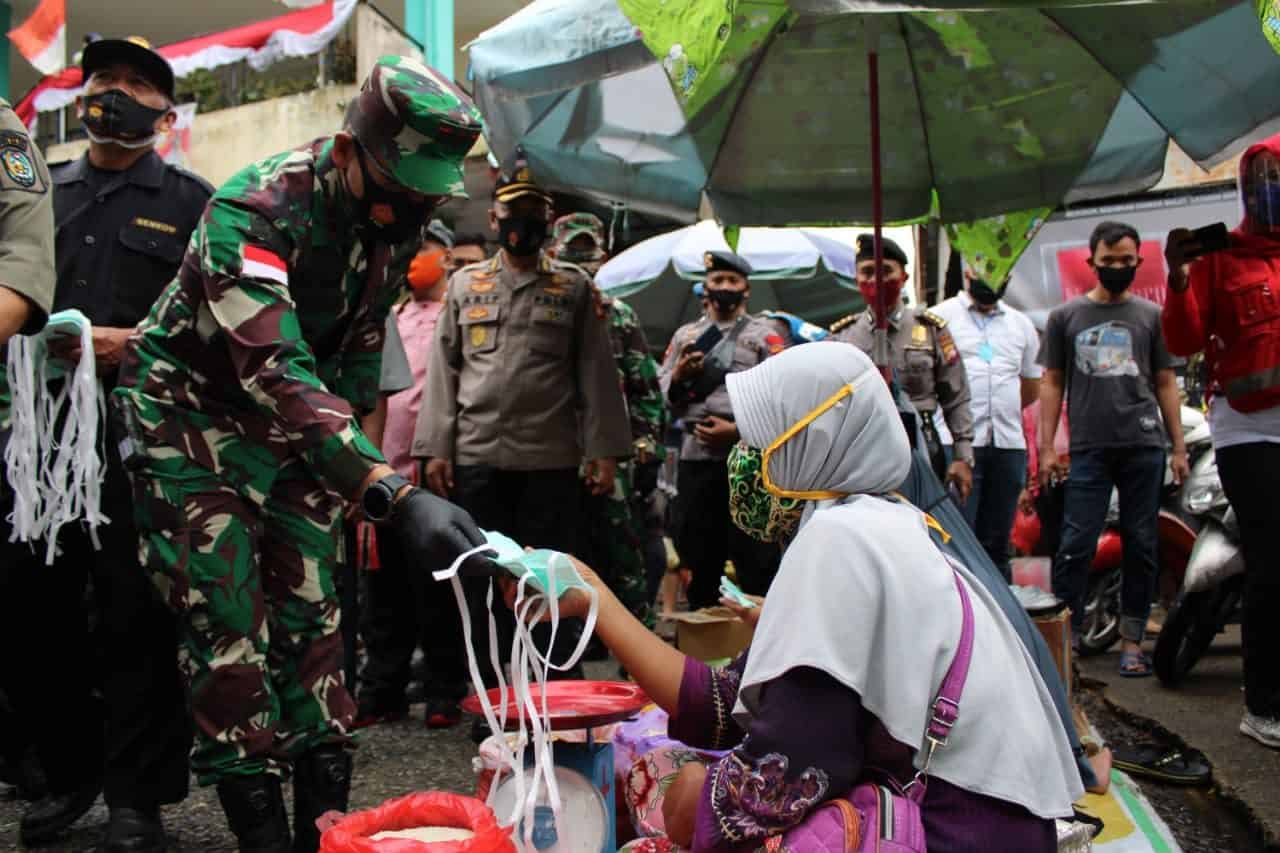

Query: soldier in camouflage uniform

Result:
[549,213,666,624]
[112,56,488,853]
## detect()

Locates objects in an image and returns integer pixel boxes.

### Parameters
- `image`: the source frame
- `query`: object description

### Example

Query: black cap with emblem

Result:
[703,249,753,278]
[81,36,176,103]
[855,233,909,267]
[493,145,553,205]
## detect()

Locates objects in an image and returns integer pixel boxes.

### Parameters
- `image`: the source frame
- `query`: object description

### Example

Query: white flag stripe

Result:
[241,257,289,285]
[26,23,64,75]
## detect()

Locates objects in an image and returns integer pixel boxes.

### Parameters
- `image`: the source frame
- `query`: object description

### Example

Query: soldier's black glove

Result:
[390,487,493,577]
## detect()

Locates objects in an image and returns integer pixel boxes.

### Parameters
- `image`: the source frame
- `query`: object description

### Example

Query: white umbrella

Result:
[596,222,912,347]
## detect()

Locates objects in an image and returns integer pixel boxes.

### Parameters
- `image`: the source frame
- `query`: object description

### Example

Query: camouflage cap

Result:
[551,212,606,261]
[344,55,483,198]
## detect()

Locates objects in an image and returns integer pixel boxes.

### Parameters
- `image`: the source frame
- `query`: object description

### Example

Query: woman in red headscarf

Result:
[1163,135,1280,750]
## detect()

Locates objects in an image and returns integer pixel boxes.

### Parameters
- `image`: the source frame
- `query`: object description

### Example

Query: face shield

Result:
[1242,149,1280,233]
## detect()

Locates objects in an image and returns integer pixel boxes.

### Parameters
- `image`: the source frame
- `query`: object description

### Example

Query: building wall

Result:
[46,85,359,187]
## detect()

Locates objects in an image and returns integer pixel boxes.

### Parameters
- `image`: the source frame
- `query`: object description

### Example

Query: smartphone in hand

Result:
[1189,222,1230,256]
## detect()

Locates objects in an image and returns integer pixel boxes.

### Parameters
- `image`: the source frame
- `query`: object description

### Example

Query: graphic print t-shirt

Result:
[1038,294,1174,451]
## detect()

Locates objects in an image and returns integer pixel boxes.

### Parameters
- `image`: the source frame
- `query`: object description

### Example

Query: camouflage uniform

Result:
[551,213,666,623]
[112,57,482,784]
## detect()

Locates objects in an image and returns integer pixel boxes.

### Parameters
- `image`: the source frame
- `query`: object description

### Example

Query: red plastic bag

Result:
[319,792,515,853]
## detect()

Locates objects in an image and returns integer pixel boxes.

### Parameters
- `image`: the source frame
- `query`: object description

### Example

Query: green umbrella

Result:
[615,0,1280,365]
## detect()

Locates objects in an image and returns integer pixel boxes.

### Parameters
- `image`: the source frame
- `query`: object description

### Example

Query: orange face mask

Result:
[408,247,448,293]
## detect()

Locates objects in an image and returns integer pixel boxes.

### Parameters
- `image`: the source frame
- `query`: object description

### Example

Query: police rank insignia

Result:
[912,324,929,345]
[0,131,27,151]
[1,147,36,188]
[470,326,488,347]
[466,307,490,320]
[469,281,495,293]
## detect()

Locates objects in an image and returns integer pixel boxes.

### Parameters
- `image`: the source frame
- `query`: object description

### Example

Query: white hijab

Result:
[725,342,1082,820]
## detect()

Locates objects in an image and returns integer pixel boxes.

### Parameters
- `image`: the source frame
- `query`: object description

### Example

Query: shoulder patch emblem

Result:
[938,327,960,365]
[765,333,786,355]
[1,147,36,188]
[466,306,491,321]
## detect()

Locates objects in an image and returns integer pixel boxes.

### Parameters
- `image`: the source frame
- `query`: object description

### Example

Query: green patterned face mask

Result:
[727,442,803,543]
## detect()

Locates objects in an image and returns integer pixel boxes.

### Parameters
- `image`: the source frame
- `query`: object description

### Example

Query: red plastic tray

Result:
[460,680,650,731]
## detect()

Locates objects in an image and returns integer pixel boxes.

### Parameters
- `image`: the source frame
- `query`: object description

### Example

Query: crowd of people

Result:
[0,36,1276,853]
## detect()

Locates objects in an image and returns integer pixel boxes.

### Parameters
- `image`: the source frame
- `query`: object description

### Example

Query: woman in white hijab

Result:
[517,342,1081,851]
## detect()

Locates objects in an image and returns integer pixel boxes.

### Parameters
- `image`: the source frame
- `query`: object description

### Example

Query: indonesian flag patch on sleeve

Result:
[241,245,289,286]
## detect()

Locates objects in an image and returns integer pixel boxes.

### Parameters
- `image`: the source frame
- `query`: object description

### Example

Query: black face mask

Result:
[497,215,549,257]
[81,89,168,147]
[968,279,1000,306]
[352,145,433,245]
[1096,265,1137,294]
[706,287,745,313]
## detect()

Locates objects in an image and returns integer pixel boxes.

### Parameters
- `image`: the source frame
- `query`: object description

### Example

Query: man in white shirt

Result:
[934,272,1042,579]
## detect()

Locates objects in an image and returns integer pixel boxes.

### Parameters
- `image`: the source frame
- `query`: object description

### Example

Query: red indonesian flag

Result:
[8,0,66,76]
[241,245,290,286]
[14,0,356,129]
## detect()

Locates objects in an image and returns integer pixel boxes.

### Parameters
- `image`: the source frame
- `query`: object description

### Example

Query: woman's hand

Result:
[662,761,708,847]
[720,595,765,630]
[497,554,608,622]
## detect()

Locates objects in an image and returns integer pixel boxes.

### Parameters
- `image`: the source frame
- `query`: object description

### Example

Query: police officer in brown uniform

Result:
[660,250,785,608]
[413,150,629,680]
[830,234,974,498]
[0,101,54,342]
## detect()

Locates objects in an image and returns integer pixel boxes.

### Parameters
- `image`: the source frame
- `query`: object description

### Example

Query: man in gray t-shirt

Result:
[1037,221,1188,675]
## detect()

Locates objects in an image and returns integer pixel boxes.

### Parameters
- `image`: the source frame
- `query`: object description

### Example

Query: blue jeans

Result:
[1052,447,1165,643]
[962,447,1027,581]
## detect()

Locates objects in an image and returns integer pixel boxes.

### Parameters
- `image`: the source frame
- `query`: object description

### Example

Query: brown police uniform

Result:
[659,314,783,463]
[830,307,975,464]
[659,286,785,608]
[413,251,630,468]
[0,101,54,332]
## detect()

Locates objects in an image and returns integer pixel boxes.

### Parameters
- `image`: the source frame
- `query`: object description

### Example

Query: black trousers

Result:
[359,523,468,706]
[451,465,585,682]
[0,470,190,809]
[1216,442,1280,718]
[672,459,782,609]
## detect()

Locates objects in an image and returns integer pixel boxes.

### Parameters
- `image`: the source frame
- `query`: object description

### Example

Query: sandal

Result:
[1113,744,1212,786]
[1118,649,1153,678]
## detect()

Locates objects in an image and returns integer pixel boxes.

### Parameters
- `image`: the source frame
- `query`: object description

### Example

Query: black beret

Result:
[855,233,909,267]
[703,249,753,277]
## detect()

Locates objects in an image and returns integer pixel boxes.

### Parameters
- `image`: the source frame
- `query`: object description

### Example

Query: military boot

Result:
[291,746,351,853]
[216,774,291,853]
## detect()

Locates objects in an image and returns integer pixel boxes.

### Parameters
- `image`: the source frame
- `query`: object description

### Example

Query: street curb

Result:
[1093,685,1280,851]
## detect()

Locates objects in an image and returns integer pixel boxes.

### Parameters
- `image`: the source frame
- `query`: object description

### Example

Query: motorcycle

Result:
[1152,449,1244,687]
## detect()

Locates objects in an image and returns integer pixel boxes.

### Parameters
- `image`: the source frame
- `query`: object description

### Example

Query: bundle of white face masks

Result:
[434,531,599,852]
[4,310,109,563]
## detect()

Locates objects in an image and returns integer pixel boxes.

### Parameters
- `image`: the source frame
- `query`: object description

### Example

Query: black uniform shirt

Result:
[51,150,212,328]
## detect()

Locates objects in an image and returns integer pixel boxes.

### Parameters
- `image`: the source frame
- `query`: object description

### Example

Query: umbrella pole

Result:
[867,36,891,382]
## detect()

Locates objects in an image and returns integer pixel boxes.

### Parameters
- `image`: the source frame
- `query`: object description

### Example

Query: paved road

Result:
[1079,626,1280,849]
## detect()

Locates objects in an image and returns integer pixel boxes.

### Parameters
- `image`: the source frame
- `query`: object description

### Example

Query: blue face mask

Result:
[477,530,592,599]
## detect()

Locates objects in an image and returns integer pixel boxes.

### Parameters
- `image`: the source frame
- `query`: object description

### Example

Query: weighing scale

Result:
[461,681,648,853]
